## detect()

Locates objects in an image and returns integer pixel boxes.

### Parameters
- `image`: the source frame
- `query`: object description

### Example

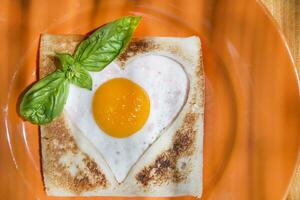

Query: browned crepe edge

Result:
[40,34,109,194]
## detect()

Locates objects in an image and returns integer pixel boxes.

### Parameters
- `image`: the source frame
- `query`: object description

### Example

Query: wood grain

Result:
[260,0,300,199]
[0,0,299,200]
[261,0,300,73]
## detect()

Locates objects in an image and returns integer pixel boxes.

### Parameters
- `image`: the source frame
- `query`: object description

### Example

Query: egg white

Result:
[64,54,188,182]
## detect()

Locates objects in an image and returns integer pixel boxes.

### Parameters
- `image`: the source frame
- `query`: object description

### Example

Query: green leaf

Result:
[55,53,92,90]
[55,52,74,70]
[19,16,142,125]
[66,63,92,90]
[19,71,69,124]
[74,16,141,71]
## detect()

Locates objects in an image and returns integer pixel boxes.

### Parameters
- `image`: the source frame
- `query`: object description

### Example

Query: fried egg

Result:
[64,49,189,183]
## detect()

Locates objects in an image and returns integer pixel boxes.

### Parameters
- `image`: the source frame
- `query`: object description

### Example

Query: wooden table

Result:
[260,0,300,199]
[0,0,298,199]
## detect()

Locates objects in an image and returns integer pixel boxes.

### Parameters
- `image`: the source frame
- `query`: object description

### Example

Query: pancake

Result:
[40,34,204,197]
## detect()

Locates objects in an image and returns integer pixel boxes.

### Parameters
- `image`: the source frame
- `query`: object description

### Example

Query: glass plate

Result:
[1,0,299,199]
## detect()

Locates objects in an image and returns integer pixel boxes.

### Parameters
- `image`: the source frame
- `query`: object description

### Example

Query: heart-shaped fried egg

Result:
[64,54,188,182]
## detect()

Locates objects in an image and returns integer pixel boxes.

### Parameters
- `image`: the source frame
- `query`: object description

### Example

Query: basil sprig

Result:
[19,16,141,124]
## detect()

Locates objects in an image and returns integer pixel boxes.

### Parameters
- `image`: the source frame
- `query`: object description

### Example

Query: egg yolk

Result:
[92,78,150,138]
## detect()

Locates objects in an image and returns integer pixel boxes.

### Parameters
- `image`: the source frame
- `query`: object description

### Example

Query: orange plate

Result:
[0,0,299,199]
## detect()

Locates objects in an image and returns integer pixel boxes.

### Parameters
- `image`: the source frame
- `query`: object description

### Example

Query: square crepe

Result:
[40,34,204,197]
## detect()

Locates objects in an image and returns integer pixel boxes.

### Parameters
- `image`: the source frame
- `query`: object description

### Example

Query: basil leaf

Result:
[74,16,141,71]
[66,63,92,90]
[56,53,92,90]
[19,71,69,124]
[19,16,141,125]
[56,52,74,70]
